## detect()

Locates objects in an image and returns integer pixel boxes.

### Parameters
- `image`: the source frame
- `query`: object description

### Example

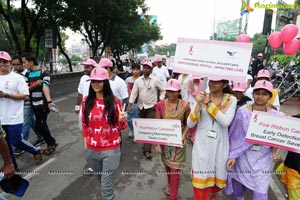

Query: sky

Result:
[145,0,295,44]
[66,0,296,48]
[145,0,242,44]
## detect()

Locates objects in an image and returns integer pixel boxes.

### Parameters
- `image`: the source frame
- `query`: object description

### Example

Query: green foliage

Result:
[250,33,267,57]
[269,54,293,67]
[147,43,176,57]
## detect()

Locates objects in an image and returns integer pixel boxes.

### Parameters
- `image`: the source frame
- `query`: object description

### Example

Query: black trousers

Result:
[32,107,56,146]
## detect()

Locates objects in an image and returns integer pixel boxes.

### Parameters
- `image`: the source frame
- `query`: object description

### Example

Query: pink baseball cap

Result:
[99,58,113,68]
[165,79,181,91]
[0,51,12,61]
[257,69,270,79]
[142,60,153,68]
[232,82,247,92]
[81,58,97,66]
[253,80,273,93]
[155,57,162,62]
[88,67,109,81]
[257,53,263,57]
[192,74,202,79]
[208,77,223,81]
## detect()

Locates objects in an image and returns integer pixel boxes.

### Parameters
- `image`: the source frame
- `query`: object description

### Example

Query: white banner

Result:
[245,111,300,153]
[133,118,182,147]
[173,38,253,82]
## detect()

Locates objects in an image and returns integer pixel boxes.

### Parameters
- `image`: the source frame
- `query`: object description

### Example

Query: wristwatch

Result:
[4,93,9,98]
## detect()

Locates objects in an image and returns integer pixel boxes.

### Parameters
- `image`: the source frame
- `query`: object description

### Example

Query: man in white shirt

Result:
[152,57,170,87]
[96,58,128,104]
[0,51,41,170]
[127,60,165,160]
[75,58,97,127]
[271,57,279,70]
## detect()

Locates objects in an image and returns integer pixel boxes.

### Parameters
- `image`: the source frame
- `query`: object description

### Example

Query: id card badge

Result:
[251,144,261,151]
[207,130,217,139]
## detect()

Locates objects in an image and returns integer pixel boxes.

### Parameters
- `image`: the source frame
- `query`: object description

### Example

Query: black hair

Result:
[131,63,140,70]
[11,55,22,64]
[84,79,117,126]
[21,52,38,65]
[221,80,231,94]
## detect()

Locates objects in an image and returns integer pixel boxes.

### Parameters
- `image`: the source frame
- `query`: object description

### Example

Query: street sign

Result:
[45,29,53,48]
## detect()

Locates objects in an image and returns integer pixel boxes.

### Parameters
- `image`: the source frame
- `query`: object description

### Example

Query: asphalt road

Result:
[0,79,292,200]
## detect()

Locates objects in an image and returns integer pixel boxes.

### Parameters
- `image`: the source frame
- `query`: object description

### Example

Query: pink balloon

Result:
[281,24,298,43]
[268,32,282,49]
[283,39,299,55]
[236,34,250,43]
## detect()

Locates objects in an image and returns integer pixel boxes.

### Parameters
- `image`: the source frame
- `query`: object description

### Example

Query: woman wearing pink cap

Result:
[226,80,281,200]
[187,78,237,199]
[81,67,127,200]
[231,82,252,110]
[154,79,190,200]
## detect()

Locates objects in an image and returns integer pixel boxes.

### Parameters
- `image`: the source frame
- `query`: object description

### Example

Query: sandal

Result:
[42,143,58,155]
[143,151,152,160]
[163,186,170,196]
[33,151,42,165]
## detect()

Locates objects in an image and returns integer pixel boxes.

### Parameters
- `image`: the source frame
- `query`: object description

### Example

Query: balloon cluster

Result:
[268,24,299,55]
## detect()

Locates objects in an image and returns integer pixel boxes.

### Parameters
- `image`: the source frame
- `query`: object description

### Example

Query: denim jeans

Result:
[85,148,121,200]
[23,107,43,141]
[127,104,139,135]
[3,124,40,169]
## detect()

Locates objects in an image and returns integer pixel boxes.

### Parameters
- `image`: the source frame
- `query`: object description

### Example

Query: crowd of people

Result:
[1,50,300,200]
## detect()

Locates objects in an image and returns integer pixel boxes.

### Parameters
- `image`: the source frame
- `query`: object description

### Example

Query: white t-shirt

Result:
[0,72,29,125]
[110,75,128,101]
[152,66,170,87]
[77,75,90,123]
[178,74,192,99]
[78,75,90,97]
[272,61,279,70]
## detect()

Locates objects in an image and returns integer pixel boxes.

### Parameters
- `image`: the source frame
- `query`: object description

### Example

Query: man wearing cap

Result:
[75,58,97,116]
[127,60,165,159]
[251,53,265,86]
[152,57,170,87]
[96,58,128,104]
[0,51,42,169]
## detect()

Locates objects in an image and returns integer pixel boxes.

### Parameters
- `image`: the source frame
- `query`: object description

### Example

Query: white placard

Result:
[246,111,300,153]
[173,38,253,82]
[133,118,182,147]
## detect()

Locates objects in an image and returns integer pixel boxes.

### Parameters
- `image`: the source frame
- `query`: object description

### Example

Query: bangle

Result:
[47,101,52,104]
[4,93,9,98]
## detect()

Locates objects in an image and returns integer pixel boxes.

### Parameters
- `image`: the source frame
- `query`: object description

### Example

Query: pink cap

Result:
[253,80,273,93]
[0,51,11,61]
[88,67,109,81]
[142,60,153,68]
[192,74,202,79]
[155,57,162,62]
[81,58,97,66]
[99,58,113,68]
[257,53,263,57]
[232,82,246,92]
[257,69,270,79]
[208,77,223,81]
[165,79,181,91]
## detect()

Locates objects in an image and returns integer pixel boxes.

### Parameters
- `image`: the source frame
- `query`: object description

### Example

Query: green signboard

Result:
[216,19,240,39]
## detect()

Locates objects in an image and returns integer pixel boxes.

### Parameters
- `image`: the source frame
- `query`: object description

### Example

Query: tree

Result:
[63,0,161,58]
